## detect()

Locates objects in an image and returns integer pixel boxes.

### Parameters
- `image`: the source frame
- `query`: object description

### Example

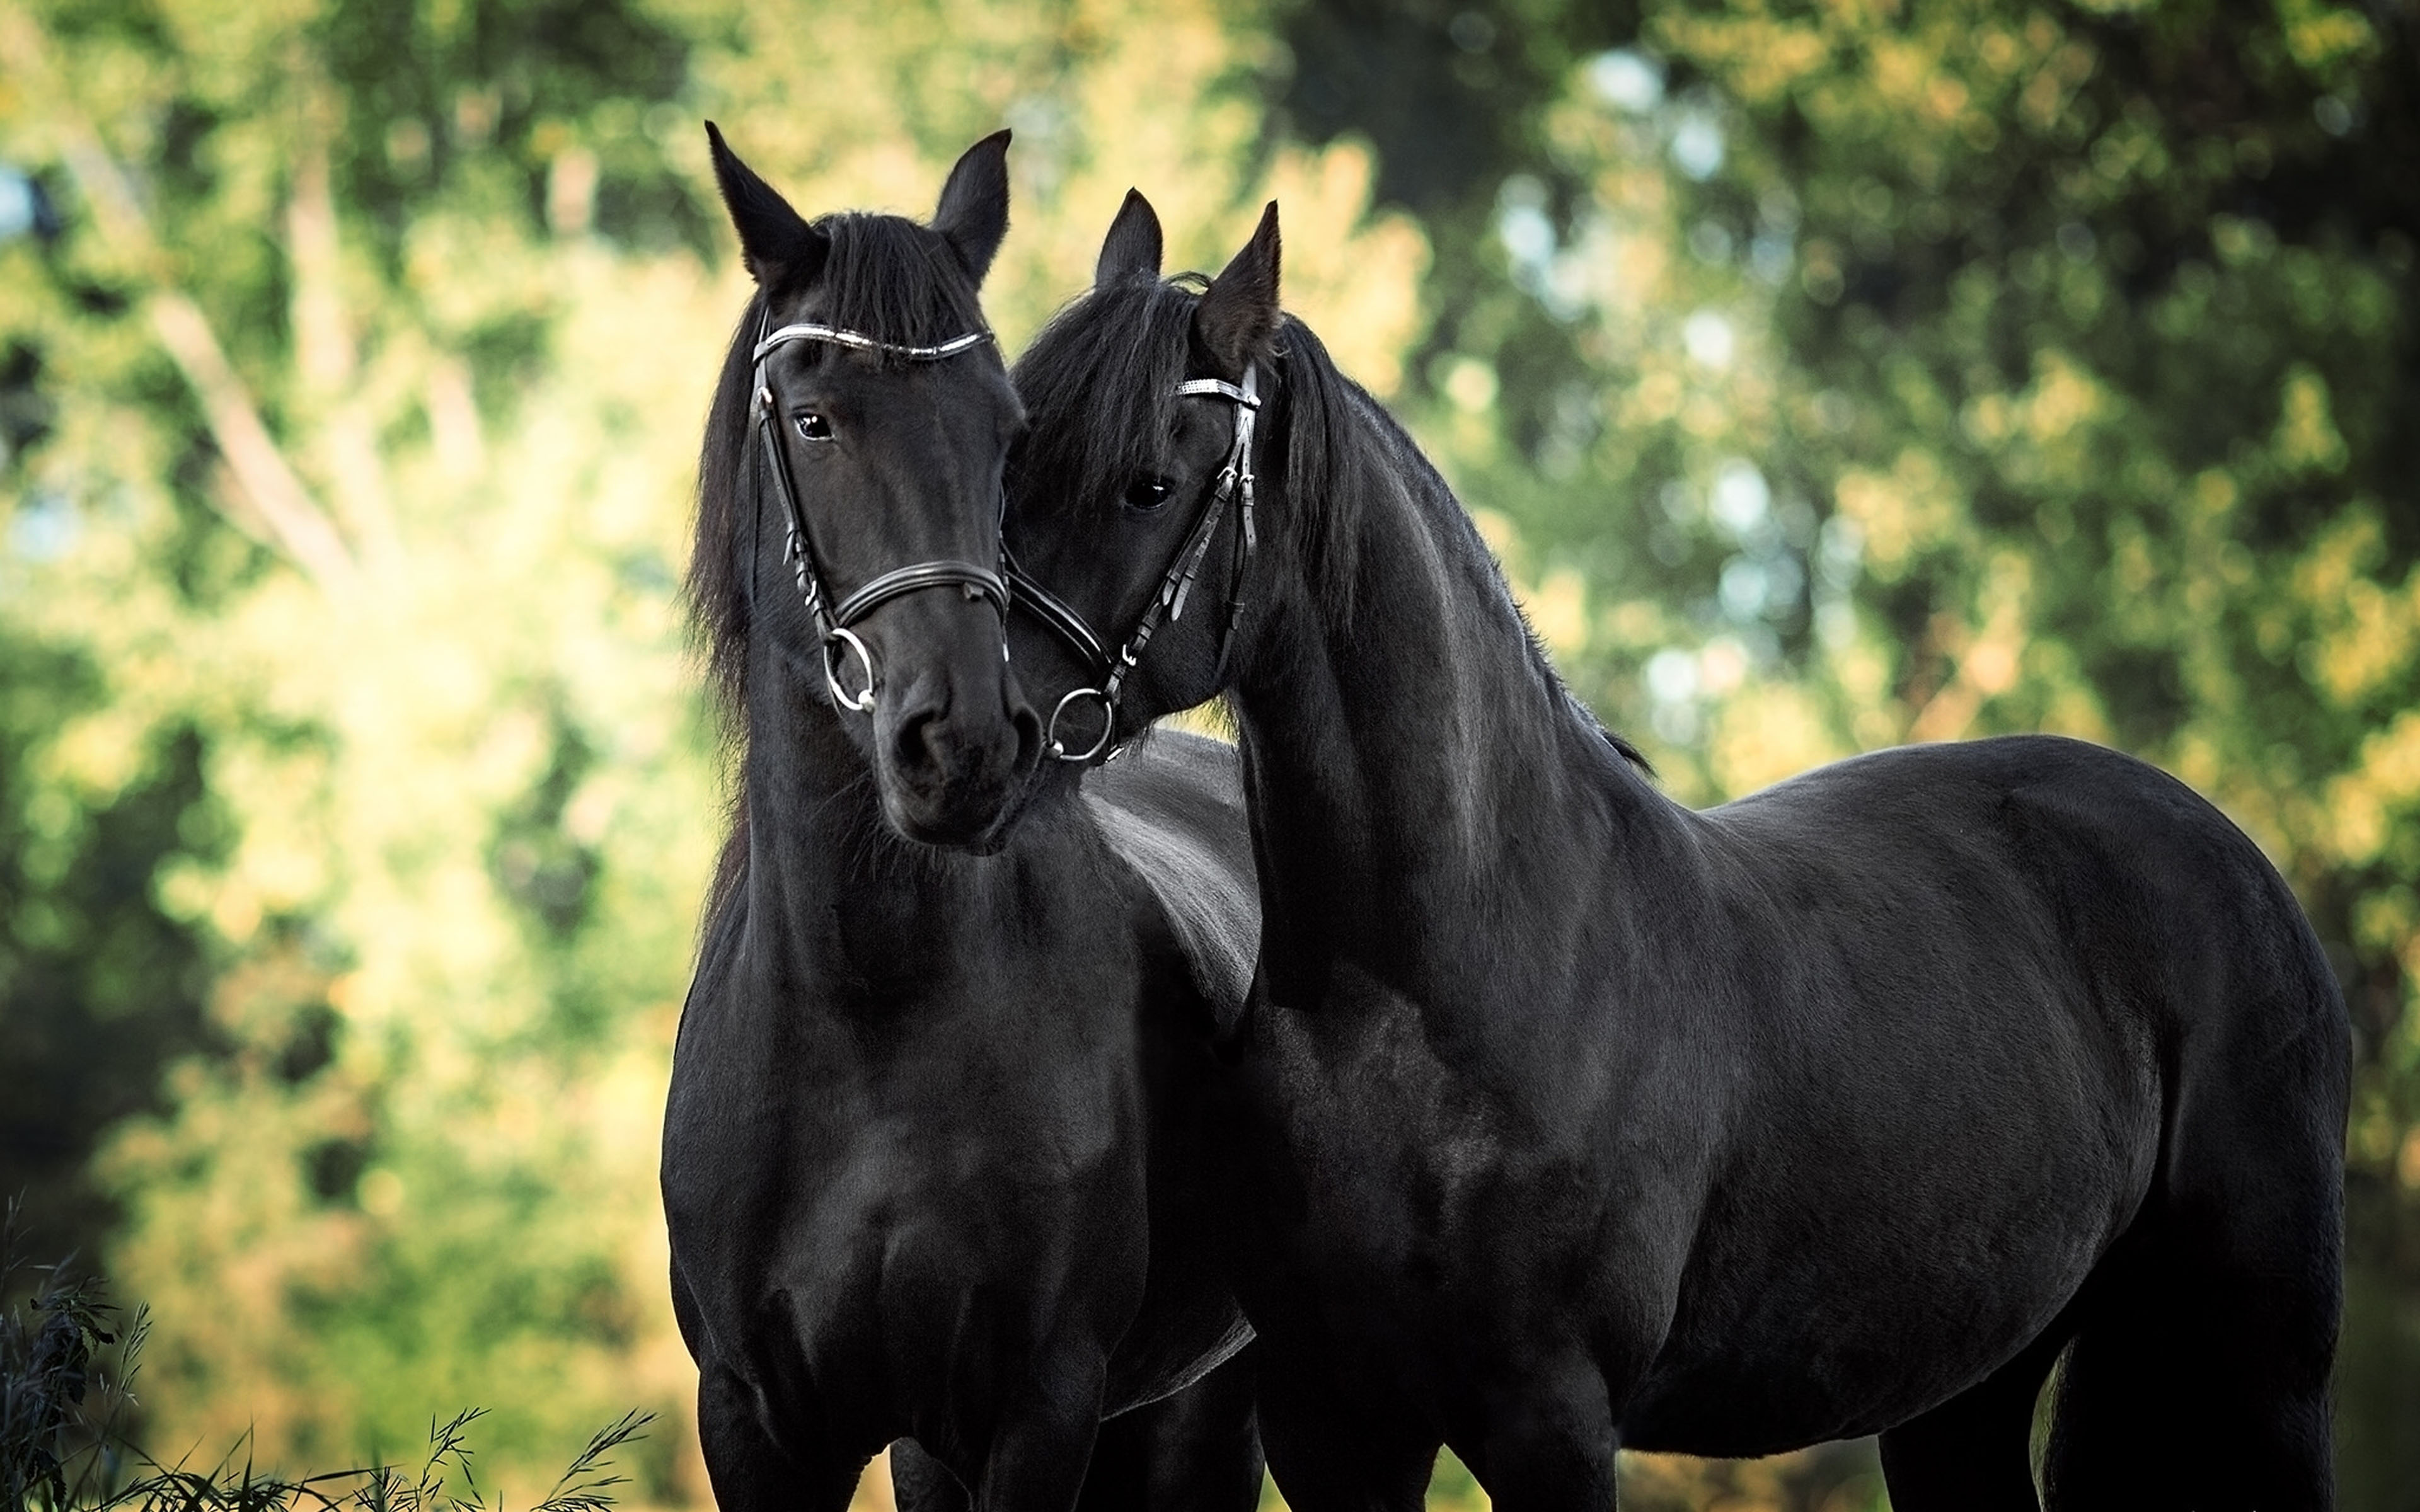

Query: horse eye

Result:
[1124,476,1174,511]
[794,413,834,442]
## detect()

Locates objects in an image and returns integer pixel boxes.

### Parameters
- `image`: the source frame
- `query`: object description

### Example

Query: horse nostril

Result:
[892,703,945,775]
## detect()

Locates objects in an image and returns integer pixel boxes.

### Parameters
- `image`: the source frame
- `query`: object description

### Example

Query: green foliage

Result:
[2,1214,652,1512]
[0,675,221,1266]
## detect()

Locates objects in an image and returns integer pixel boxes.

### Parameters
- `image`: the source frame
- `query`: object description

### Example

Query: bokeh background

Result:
[0,0,2413,1506]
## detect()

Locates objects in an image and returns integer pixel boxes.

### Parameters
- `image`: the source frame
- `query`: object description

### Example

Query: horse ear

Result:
[1194,200,1281,377]
[706,121,828,289]
[933,129,1012,284]
[1095,189,1163,285]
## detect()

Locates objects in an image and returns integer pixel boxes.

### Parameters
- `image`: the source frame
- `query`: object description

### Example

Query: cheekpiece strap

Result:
[746,312,1001,715]
[1039,364,1263,764]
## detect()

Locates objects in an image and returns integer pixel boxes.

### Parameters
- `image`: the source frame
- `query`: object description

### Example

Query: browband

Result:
[753,324,993,364]
[1174,377,1260,408]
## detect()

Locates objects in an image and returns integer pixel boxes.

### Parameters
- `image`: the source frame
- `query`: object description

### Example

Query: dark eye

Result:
[1123,476,1174,512]
[794,413,834,442]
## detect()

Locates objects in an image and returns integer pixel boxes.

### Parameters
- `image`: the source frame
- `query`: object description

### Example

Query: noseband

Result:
[1006,367,1261,764]
[751,316,1008,711]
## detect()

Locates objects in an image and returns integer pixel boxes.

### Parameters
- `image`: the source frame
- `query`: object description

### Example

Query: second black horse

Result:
[989,192,2348,1511]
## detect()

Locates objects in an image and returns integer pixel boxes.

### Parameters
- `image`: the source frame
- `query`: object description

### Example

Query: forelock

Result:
[1009,275,1205,518]
[801,212,989,355]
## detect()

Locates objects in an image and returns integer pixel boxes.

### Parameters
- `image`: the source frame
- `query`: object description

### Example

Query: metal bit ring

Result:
[1046,686,1115,762]
[824,626,879,713]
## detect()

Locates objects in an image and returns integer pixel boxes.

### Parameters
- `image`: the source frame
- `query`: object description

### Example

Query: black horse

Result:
[991,192,2348,1510]
[661,132,1264,1512]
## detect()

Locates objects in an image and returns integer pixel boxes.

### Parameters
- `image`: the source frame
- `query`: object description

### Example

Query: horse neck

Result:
[1232,390,1670,997]
[733,652,1003,976]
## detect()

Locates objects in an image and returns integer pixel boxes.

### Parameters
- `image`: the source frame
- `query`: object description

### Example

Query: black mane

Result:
[689,212,991,726]
[1010,271,1647,774]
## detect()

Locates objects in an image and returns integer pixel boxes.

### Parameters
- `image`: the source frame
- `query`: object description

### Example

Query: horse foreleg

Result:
[695,1366,863,1512]
[891,1440,971,1512]
[1255,1347,1434,1512]
[1455,1361,1619,1512]
[1076,1347,1265,1512]
[967,1355,1111,1512]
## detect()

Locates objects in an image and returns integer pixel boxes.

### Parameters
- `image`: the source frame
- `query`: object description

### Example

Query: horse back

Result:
[1704,733,2343,1073]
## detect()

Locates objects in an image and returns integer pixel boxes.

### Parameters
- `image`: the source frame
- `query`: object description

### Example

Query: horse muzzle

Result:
[867,639,1042,850]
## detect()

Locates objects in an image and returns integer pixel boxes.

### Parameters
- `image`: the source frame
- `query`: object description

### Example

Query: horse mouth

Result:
[872,714,1044,853]
[882,786,1002,850]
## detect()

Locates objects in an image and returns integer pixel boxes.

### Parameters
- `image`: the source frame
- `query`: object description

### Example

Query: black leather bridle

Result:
[1010,366,1262,763]
[751,316,1011,711]
[751,316,1260,756]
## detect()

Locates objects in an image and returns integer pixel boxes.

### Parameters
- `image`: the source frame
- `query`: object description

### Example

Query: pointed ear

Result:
[1193,201,1281,377]
[706,121,828,289]
[933,129,1012,284]
[1095,189,1163,285]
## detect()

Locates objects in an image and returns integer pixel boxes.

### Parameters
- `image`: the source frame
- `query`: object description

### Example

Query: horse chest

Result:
[1235,971,1656,1355]
[667,1000,1156,1428]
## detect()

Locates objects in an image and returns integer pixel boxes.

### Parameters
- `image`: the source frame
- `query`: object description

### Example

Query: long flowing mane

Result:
[688,212,991,726]
[1010,273,1646,772]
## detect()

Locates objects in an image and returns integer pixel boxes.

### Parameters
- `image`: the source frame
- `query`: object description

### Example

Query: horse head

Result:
[697,124,1040,849]
[999,193,1296,777]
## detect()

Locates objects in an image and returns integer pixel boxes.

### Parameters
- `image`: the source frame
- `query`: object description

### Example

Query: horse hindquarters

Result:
[2041,1105,2342,1508]
[2043,893,2344,1509]
[2042,1213,2338,1511]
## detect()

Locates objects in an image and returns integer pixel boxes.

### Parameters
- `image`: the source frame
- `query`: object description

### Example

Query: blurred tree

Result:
[0,678,221,1269]
[0,140,222,1280]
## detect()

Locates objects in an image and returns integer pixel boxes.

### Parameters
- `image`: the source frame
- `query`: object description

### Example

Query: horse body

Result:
[664,134,1262,1512]
[1001,203,2346,1509]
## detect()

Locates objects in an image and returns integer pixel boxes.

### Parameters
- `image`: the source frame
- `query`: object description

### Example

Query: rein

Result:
[751,316,1008,711]
[1010,365,1262,763]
